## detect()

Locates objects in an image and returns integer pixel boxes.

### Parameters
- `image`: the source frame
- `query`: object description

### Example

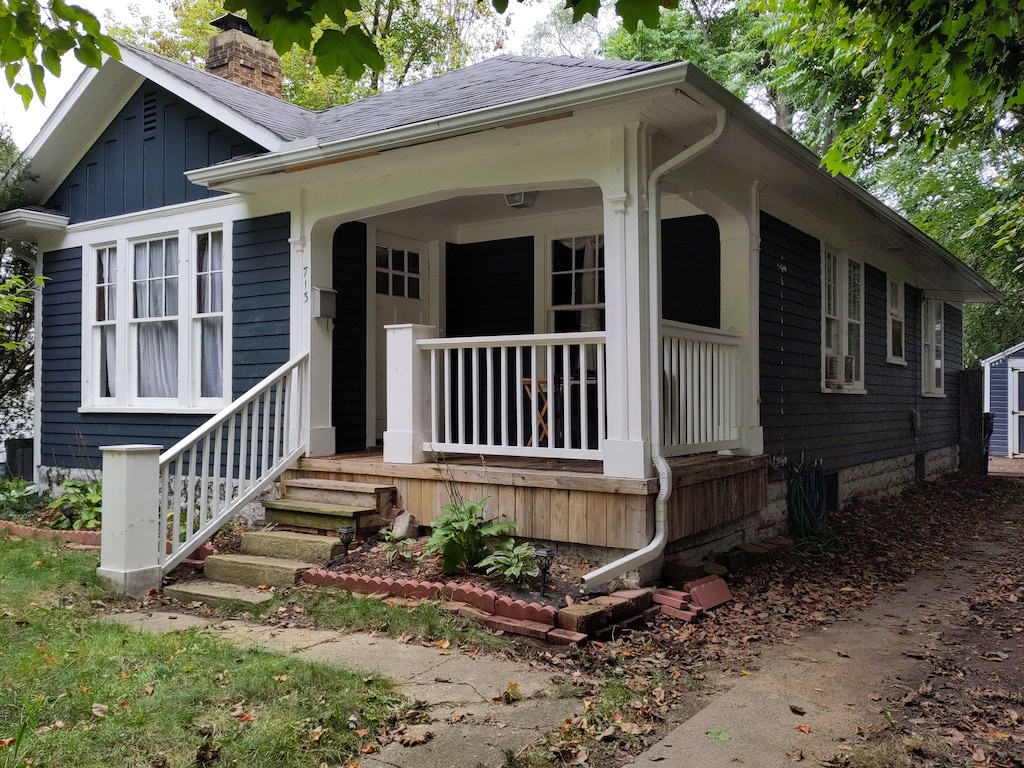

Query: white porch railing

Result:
[418,332,607,460]
[157,354,308,575]
[661,321,742,456]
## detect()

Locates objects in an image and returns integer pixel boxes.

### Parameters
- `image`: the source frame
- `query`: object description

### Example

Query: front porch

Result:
[288,450,770,554]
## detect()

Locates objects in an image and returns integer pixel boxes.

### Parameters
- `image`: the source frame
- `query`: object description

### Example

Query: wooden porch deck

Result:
[289,451,769,552]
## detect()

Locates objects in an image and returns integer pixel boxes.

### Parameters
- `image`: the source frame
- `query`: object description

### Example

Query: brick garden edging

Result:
[0,520,101,546]
[301,568,733,644]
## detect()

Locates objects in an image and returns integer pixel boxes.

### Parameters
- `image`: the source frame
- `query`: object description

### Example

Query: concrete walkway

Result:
[629,532,1009,768]
[106,611,581,768]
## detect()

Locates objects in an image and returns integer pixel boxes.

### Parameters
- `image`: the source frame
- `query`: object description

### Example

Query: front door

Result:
[1012,366,1024,456]
[374,233,428,442]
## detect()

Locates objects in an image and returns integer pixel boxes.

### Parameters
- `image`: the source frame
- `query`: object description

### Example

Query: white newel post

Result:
[383,324,435,464]
[96,445,162,597]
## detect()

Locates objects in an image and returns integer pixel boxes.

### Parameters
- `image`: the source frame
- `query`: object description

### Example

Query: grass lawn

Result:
[0,538,405,768]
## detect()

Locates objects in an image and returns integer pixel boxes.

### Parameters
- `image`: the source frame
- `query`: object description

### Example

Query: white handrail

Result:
[158,353,308,575]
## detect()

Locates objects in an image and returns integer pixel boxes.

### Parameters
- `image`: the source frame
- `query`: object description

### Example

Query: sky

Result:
[0,0,555,150]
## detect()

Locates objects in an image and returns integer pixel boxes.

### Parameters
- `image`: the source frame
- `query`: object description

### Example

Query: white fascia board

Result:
[0,208,69,240]
[186,62,693,188]
[22,64,140,203]
[117,47,284,153]
[674,67,1002,306]
[981,339,1024,366]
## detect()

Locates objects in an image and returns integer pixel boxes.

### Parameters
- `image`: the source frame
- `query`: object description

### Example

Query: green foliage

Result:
[476,538,539,585]
[378,527,415,564]
[0,0,120,106]
[423,497,515,574]
[48,478,102,530]
[0,478,46,520]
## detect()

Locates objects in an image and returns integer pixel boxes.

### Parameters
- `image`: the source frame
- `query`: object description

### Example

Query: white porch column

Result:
[691,187,764,457]
[383,323,436,464]
[299,227,337,456]
[601,123,652,479]
[96,445,162,597]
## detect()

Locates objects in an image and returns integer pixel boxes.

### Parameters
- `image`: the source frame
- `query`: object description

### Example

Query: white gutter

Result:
[581,108,729,590]
[186,62,695,188]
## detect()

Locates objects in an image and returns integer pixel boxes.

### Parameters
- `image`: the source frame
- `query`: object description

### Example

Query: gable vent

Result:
[143,92,158,133]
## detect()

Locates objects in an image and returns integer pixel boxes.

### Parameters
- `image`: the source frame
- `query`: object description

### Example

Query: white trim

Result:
[80,211,236,412]
[921,299,944,396]
[0,209,69,240]
[65,194,244,235]
[820,245,864,392]
[886,277,906,365]
[981,339,1024,367]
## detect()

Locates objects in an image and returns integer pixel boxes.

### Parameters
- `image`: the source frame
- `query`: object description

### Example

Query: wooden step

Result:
[164,579,276,607]
[204,553,314,589]
[262,499,381,533]
[241,530,343,562]
[280,477,395,515]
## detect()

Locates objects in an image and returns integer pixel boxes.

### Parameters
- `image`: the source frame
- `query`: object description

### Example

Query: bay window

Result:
[85,226,228,409]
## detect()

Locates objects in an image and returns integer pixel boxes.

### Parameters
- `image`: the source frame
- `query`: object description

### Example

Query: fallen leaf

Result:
[0,737,16,748]
[398,731,434,747]
[789,704,806,716]
[433,639,450,650]
[309,727,324,742]
[707,730,732,741]
[144,683,155,696]
[360,744,379,754]
[274,675,289,682]
[619,722,645,735]
[869,693,881,701]
[91,703,109,718]
[79,680,88,693]
[836,650,851,658]
[567,747,589,764]
[795,725,811,734]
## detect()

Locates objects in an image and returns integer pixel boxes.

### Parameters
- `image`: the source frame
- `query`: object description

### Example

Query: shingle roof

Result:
[118,45,669,146]
[118,41,314,141]
[309,56,670,144]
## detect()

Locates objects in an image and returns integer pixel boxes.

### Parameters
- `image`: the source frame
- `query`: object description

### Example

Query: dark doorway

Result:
[332,221,368,452]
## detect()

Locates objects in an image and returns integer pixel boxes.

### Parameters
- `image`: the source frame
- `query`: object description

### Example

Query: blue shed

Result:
[983,341,1024,457]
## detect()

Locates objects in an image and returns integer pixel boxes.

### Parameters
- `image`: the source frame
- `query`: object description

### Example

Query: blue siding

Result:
[760,213,963,474]
[39,213,292,469]
[232,213,291,396]
[989,360,1009,456]
[45,84,264,224]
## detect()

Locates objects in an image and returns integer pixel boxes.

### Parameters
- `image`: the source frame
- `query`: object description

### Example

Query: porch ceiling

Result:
[404,186,603,227]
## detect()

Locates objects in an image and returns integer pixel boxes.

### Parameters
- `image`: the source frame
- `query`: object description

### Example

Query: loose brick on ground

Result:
[485,615,552,640]
[557,602,612,635]
[547,628,588,645]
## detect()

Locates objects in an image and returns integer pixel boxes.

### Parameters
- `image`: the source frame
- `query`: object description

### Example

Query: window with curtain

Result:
[195,230,224,399]
[87,226,228,408]
[887,278,906,364]
[95,245,117,399]
[551,234,604,333]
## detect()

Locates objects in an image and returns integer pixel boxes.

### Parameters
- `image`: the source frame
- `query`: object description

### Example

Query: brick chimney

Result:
[205,13,282,98]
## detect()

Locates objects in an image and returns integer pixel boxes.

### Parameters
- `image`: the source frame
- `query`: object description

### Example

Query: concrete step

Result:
[204,553,315,589]
[281,477,395,515]
[263,499,381,532]
[164,579,276,608]
[241,530,343,562]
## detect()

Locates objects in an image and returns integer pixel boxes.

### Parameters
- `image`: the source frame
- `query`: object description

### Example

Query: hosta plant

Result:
[423,497,515,574]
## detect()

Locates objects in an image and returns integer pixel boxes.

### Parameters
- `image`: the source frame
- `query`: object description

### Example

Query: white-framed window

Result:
[85,225,229,410]
[821,245,864,392]
[922,299,944,396]
[887,278,906,364]
[550,234,604,332]
[375,242,421,299]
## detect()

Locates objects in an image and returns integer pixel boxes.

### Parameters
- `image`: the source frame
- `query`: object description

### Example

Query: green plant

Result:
[48,478,103,530]
[477,539,539,585]
[0,478,47,521]
[379,528,415,564]
[423,497,515,574]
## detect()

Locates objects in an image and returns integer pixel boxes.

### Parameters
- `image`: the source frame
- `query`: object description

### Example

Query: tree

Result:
[106,0,505,111]
[0,0,119,106]
[0,122,45,431]
[519,1,603,58]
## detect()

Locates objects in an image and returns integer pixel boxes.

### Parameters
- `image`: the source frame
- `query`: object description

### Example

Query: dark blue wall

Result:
[232,213,292,397]
[759,212,962,474]
[989,360,1009,456]
[45,83,263,224]
[39,214,291,469]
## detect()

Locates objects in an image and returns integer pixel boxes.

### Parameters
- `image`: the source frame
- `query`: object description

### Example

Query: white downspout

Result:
[582,107,728,589]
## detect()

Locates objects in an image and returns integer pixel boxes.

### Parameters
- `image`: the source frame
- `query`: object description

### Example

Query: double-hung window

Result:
[921,299,944,396]
[821,245,864,391]
[86,226,227,409]
[551,234,605,333]
[887,278,906,364]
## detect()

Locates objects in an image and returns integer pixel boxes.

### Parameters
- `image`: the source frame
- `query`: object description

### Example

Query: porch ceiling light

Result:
[504,191,538,209]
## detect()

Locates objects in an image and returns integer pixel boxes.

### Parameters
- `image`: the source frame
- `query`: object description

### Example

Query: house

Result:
[982,341,1024,457]
[0,17,999,594]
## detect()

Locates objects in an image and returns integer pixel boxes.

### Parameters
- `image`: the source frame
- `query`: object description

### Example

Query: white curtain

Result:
[200,317,223,398]
[101,326,116,397]
[135,238,179,398]
[198,232,224,398]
